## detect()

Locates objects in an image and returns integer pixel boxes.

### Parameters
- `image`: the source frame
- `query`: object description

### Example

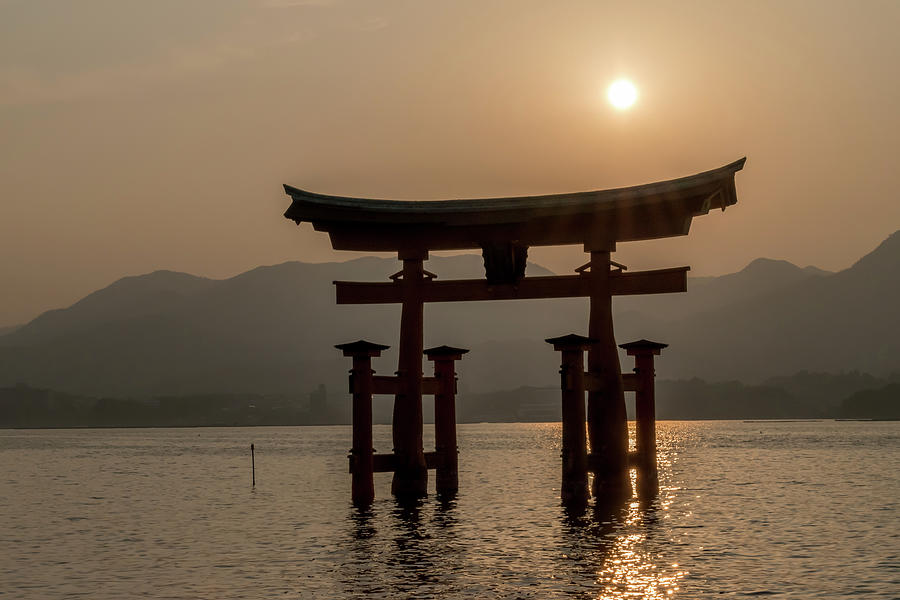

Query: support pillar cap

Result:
[424,345,470,361]
[335,340,390,357]
[545,333,599,352]
[619,339,668,356]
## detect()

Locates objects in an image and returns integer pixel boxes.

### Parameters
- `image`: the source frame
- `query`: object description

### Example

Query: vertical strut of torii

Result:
[283,157,745,502]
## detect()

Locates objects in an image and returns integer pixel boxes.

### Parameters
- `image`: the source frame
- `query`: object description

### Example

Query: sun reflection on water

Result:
[559,425,687,599]
[339,422,698,598]
[585,473,686,599]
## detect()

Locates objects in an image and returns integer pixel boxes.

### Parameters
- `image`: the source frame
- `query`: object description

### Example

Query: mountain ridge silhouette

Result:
[1,230,896,396]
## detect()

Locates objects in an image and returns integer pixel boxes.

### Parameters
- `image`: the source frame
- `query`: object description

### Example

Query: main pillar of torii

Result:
[283,158,745,498]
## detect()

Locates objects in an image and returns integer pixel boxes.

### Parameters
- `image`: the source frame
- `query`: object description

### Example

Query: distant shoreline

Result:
[3,418,898,431]
[4,380,897,428]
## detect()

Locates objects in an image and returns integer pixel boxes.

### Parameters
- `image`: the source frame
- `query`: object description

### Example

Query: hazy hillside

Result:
[763,370,891,410]
[616,257,831,322]
[459,231,898,387]
[3,271,217,346]
[0,255,571,396]
[838,384,900,420]
[630,230,900,381]
[1,231,897,397]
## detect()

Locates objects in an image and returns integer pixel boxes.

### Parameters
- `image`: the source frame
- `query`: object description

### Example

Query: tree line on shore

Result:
[2,371,897,428]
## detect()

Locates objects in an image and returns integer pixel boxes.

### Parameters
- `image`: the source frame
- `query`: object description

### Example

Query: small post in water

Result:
[251,443,256,487]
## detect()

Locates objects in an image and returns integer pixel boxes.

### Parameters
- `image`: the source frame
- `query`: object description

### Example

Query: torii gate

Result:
[284,157,745,502]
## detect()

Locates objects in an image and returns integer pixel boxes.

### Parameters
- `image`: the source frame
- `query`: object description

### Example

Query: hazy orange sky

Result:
[2,0,899,326]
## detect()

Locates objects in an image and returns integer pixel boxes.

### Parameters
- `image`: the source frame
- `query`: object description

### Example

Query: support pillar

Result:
[336,340,390,506]
[392,253,428,497]
[424,345,469,497]
[586,249,628,498]
[546,334,593,506]
[620,339,667,494]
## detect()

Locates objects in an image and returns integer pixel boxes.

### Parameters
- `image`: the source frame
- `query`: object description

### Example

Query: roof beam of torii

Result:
[283,157,744,304]
[284,159,745,253]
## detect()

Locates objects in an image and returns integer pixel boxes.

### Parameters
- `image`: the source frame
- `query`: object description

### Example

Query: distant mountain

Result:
[461,233,898,386]
[616,256,831,322]
[1,231,897,397]
[838,383,900,420]
[6,270,216,345]
[763,370,892,410]
[0,255,568,397]
[625,230,900,381]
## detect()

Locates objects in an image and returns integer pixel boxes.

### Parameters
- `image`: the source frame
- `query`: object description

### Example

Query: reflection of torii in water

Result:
[283,157,746,504]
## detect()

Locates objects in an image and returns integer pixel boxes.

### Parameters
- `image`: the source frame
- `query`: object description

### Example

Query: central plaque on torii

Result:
[284,157,745,500]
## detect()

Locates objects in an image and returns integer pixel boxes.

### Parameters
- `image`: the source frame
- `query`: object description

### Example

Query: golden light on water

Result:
[607,79,638,109]
[553,424,687,599]
[591,468,686,599]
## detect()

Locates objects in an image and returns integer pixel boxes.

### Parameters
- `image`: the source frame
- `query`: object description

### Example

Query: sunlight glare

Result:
[608,79,638,110]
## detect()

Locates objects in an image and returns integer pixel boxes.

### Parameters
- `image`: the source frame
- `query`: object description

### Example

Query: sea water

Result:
[1,421,897,599]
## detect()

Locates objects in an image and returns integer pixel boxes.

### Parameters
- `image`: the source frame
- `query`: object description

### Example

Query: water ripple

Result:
[0,421,897,598]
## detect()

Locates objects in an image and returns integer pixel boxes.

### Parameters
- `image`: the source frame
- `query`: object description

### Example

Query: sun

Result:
[607,79,638,110]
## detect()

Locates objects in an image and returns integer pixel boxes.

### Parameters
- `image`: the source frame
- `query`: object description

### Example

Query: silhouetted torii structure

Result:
[284,157,745,502]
